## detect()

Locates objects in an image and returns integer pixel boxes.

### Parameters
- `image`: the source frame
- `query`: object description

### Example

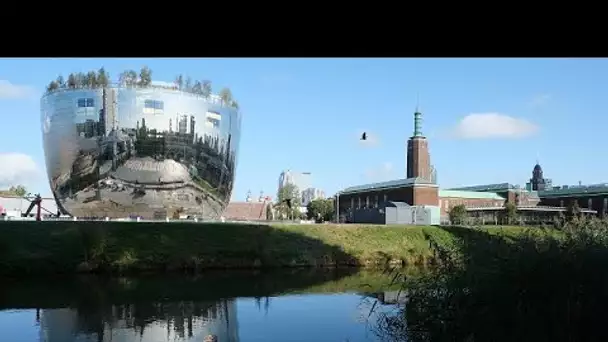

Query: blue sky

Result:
[0,58,606,201]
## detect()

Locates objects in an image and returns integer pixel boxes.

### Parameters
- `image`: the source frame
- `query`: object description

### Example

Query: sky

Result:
[0,58,606,201]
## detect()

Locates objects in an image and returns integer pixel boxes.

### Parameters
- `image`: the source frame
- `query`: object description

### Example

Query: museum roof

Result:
[340,177,436,195]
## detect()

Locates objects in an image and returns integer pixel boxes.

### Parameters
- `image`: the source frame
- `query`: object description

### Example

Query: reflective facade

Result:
[41,86,241,219]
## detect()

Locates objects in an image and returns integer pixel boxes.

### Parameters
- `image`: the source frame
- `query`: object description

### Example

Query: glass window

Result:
[77,99,86,107]
[145,100,164,110]
[86,98,94,107]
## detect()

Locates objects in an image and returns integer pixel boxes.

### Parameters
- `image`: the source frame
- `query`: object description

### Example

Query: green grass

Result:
[0,221,560,276]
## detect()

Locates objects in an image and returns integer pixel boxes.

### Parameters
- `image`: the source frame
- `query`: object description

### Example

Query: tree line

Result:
[45,66,239,109]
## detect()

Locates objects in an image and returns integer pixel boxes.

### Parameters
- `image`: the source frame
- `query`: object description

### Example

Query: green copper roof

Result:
[340,177,436,195]
[439,190,505,200]
[539,183,608,198]
[448,183,518,192]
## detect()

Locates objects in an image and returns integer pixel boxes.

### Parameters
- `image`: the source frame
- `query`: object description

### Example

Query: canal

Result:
[0,269,409,342]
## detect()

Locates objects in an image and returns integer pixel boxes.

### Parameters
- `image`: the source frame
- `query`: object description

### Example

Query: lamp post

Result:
[335,189,341,223]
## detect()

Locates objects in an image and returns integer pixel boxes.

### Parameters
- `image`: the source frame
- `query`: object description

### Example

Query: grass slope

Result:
[0,221,557,275]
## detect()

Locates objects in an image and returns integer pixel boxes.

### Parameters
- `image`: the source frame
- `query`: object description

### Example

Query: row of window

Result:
[77,98,166,111]
[348,194,388,210]
[144,100,165,110]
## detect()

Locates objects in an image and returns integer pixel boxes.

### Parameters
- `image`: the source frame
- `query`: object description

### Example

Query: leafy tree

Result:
[219,87,233,105]
[97,67,109,87]
[184,77,192,91]
[86,71,97,88]
[566,200,582,222]
[202,80,212,98]
[67,73,77,88]
[504,202,518,225]
[231,100,239,110]
[192,80,202,94]
[448,204,468,225]
[175,74,184,90]
[46,81,59,92]
[138,66,152,87]
[276,183,301,220]
[306,198,335,222]
[8,185,27,197]
[56,75,65,88]
[119,70,138,87]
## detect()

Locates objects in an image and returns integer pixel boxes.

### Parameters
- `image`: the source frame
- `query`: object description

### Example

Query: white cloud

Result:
[365,162,394,182]
[0,153,40,188]
[529,94,552,108]
[0,80,35,99]
[451,113,538,139]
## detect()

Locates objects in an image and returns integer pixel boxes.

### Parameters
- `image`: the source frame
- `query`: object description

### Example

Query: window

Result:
[383,194,388,203]
[144,99,164,110]
[365,196,370,208]
[206,117,220,128]
[588,198,593,209]
[350,198,354,209]
[374,195,379,208]
[357,197,361,209]
[77,98,95,108]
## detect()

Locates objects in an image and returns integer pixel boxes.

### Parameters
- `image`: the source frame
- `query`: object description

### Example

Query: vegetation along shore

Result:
[0,221,565,276]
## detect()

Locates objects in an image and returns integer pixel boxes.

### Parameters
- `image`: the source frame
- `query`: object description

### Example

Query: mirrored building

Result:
[41,85,241,219]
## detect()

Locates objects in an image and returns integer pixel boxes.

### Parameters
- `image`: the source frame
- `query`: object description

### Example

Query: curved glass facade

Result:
[40,86,241,219]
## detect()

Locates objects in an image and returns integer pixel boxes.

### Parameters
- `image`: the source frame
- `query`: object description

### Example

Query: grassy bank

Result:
[0,221,558,275]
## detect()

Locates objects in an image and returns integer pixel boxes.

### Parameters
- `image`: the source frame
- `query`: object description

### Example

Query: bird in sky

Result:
[361,132,367,140]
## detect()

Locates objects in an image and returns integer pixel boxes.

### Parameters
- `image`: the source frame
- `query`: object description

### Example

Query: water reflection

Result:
[0,269,407,342]
[41,87,241,219]
[39,301,238,342]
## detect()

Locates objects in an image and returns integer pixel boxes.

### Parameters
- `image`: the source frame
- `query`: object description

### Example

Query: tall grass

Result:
[375,217,608,341]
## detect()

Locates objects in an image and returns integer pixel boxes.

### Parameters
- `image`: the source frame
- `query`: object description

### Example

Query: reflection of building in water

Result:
[41,84,242,219]
[39,300,239,342]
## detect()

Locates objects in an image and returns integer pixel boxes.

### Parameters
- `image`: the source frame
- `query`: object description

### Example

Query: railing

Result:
[42,83,235,109]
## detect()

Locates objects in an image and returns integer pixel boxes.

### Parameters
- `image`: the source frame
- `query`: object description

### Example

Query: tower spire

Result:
[413,94,423,137]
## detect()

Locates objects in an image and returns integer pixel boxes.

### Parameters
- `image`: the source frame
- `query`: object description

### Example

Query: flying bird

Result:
[361,132,367,140]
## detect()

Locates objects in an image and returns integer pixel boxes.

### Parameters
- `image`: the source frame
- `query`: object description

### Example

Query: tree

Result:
[119,70,138,87]
[230,100,239,110]
[202,80,212,98]
[138,66,152,87]
[184,77,192,92]
[448,204,468,225]
[8,185,27,197]
[276,183,301,220]
[46,81,59,92]
[97,67,109,87]
[86,71,97,88]
[566,200,582,222]
[56,75,65,88]
[175,74,184,90]
[504,202,518,225]
[306,198,335,223]
[67,73,77,89]
[219,87,233,105]
[192,80,202,94]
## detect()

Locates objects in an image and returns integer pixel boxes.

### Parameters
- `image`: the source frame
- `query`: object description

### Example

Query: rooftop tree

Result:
[45,67,239,109]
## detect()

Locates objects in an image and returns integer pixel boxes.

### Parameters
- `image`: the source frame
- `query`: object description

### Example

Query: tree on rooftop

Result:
[202,80,212,98]
[97,67,109,87]
[219,87,233,105]
[138,66,152,87]
[67,73,77,88]
[175,74,184,90]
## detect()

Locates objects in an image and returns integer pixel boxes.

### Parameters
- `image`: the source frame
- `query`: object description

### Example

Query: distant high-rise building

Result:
[301,187,326,206]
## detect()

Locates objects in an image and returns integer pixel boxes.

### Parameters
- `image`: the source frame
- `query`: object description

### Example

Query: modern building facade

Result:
[41,84,241,219]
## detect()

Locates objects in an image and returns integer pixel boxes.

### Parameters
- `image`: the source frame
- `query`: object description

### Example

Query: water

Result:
[0,269,405,342]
